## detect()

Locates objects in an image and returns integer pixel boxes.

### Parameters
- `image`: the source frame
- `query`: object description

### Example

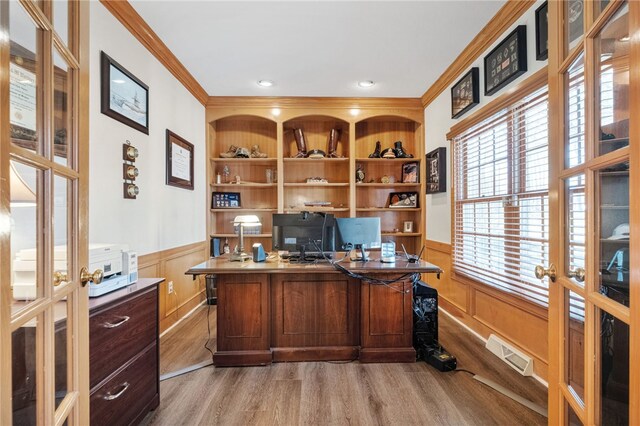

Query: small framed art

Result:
[211,192,241,209]
[484,25,528,96]
[100,51,149,134]
[402,161,419,183]
[451,67,479,119]
[388,192,418,208]
[166,130,194,190]
[535,2,549,61]
[426,147,446,194]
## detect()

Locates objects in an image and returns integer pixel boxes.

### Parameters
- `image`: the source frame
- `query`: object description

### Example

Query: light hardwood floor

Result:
[148,304,547,425]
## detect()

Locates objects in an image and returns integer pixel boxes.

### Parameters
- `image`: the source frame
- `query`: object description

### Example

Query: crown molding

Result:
[100,0,209,106]
[420,0,536,109]
[207,96,423,110]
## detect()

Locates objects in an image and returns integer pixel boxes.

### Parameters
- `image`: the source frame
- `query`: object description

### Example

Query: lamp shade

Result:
[232,215,261,226]
[10,162,36,207]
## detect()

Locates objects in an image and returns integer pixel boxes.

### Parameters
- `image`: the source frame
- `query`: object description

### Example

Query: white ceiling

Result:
[129,1,505,98]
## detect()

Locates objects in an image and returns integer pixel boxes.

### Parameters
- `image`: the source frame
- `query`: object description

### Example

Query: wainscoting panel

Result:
[425,240,549,380]
[139,241,207,333]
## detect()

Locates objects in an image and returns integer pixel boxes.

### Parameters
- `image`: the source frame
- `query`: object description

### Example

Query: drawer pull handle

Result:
[103,316,130,328]
[103,382,130,400]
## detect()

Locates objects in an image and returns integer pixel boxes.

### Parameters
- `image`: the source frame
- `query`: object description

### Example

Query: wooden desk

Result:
[186,256,441,366]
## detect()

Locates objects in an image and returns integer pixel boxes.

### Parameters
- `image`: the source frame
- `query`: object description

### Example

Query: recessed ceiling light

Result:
[350,108,360,116]
[112,79,126,84]
[271,108,281,117]
[257,80,274,87]
[358,80,375,88]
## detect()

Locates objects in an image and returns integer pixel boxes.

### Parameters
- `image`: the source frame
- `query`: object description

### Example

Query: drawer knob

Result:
[103,316,130,328]
[103,382,130,401]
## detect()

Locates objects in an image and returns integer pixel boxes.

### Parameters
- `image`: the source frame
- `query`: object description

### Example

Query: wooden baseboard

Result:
[359,347,416,363]
[213,350,272,367]
[138,241,208,333]
[272,346,358,362]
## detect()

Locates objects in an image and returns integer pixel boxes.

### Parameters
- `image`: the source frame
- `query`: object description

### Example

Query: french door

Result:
[0,0,91,424]
[547,0,638,424]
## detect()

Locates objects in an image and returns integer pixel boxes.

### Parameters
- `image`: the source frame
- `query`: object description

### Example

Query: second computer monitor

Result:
[335,217,382,251]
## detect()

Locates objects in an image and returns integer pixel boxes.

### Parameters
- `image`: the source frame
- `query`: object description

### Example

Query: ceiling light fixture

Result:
[271,108,281,117]
[350,108,360,117]
[257,80,274,87]
[358,80,375,88]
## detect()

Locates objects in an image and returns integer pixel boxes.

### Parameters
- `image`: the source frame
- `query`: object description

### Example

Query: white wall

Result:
[89,3,206,255]
[424,0,547,244]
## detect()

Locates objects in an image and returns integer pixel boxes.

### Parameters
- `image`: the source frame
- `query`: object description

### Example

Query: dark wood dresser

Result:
[88,278,163,426]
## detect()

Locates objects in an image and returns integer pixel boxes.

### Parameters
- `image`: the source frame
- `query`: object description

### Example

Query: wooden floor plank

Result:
[149,305,548,425]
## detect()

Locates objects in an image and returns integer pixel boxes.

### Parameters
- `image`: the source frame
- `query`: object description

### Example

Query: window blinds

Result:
[452,87,550,306]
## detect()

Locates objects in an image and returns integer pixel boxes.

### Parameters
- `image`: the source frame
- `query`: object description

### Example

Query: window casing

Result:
[452,86,550,306]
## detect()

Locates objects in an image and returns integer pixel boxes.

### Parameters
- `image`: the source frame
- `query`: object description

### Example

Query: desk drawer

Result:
[90,343,158,426]
[90,287,157,387]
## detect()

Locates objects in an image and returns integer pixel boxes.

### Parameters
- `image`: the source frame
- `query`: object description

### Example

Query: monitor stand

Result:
[350,244,370,262]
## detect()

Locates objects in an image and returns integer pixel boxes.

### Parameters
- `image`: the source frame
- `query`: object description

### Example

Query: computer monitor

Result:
[335,217,382,261]
[272,212,336,256]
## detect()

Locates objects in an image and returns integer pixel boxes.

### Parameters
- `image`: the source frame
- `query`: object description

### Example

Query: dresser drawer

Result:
[90,287,157,388]
[90,343,158,426]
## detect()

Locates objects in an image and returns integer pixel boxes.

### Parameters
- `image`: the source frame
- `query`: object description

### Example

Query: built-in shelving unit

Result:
[206,99,425,253]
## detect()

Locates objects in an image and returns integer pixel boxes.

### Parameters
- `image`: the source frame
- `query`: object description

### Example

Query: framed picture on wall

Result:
[426,147,446,194]
[166,130,194,190]
[451,67,479,119]
[535,2,549,61]
[100,51,149,134]
[484,25,528,96]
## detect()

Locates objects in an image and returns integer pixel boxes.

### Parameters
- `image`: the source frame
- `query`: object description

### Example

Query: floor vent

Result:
[485,334,533,376]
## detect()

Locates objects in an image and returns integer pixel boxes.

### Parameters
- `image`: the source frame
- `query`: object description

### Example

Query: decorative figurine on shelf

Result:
[326,129,342,158]
[292,128,307,158]
[222,165,230,183]
[356,164,365,183]
[220,145,239,158]
[368,141,382,158]
[250,144,268,158]
[393,141,413,158]
[223,238,230,254]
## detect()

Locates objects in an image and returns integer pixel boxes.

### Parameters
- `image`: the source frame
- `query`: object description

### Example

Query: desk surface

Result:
[186,254,442,275]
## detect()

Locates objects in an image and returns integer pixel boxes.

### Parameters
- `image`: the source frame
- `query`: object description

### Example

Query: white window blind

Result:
[452,87,550,306]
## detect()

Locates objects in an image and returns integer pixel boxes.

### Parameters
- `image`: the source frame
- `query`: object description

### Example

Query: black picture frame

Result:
[484,25,528,96]
[387,192,419,209]
[426,147,446,194]
[166,130,194,190]
[100,51,149,134]
[451,68,480,119]
[535,2,549,60]
[401,161,419,183]
[211,192,241,209]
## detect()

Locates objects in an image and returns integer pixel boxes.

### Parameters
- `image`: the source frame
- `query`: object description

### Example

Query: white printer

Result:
[12,244,136,299]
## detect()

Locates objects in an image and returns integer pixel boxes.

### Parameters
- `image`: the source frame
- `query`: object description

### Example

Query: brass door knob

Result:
[80,267,103,287]
[534,264,557,282]
[568,267,586,283]
[53,271,69,287]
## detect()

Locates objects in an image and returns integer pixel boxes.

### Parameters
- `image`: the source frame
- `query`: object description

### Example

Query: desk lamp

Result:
[230,215,261,262]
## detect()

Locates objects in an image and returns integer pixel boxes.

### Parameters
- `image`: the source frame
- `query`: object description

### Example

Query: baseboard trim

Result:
[439,307,548,388]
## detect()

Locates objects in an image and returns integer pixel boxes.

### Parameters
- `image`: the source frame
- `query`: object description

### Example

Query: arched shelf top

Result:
[282,114,350,127]
[207,113,278,125]
[354,113,422,125]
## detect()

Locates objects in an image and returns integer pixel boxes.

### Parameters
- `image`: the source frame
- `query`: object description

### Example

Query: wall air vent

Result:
[485,334,533,376]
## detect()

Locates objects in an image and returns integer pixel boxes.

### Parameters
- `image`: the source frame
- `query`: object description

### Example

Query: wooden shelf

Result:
[356,208,421,212]
[285,207,350,212]
[356,183,420,188]
[210,158,277,164]
[210,208,277,213]
[283,158,349,163]
[284,183,349,187]
[382,232,422,237]
[211,183,277,188]
[355,158,420,163]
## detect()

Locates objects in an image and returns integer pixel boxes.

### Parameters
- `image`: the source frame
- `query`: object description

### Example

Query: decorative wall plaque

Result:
[484,25,528,96]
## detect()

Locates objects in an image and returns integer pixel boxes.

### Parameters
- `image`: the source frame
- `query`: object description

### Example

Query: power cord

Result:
[204,302,215,364]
